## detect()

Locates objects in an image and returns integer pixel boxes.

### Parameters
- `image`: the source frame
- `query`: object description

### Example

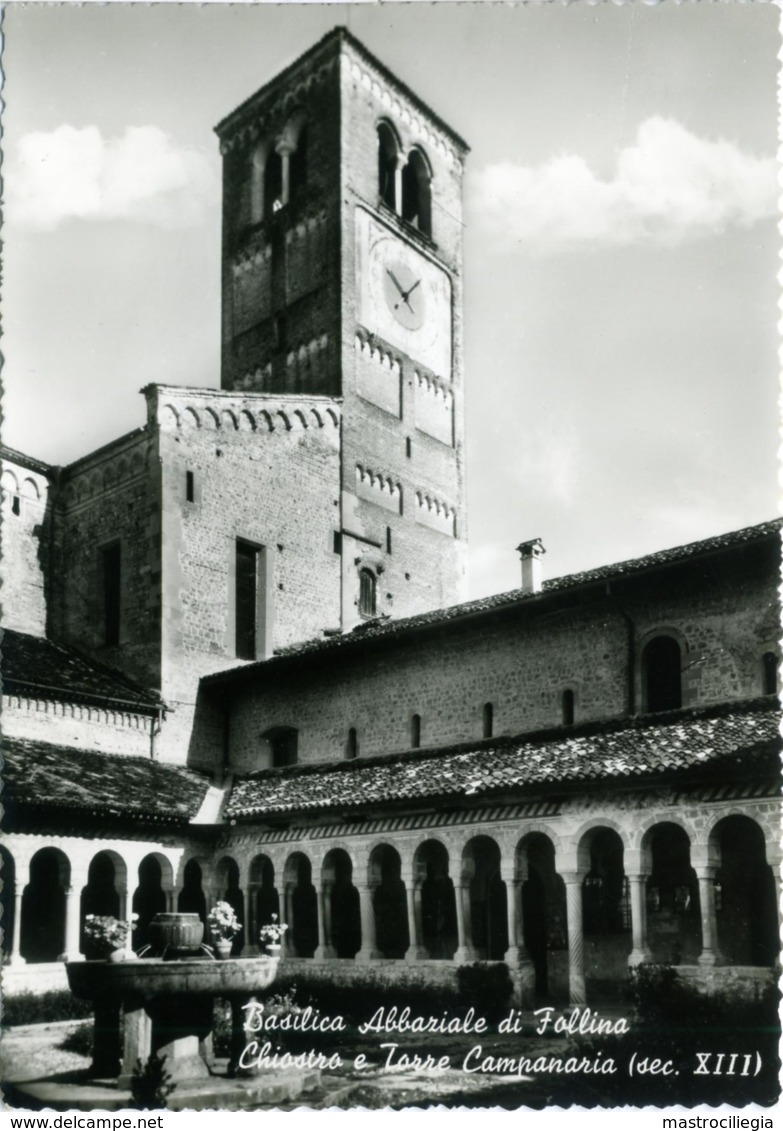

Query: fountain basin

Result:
[66,957,280,1091]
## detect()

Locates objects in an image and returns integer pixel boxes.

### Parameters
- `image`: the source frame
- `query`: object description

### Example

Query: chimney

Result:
[516,538,546,595]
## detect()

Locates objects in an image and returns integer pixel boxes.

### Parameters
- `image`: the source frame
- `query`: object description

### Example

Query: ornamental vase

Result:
[214,939,232,960]
[148,912,205,955]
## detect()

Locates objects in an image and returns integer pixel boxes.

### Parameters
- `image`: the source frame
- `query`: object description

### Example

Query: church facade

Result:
[1,28,780,1007]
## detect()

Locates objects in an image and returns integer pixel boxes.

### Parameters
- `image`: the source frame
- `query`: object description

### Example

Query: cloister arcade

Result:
[2,803,779,1003]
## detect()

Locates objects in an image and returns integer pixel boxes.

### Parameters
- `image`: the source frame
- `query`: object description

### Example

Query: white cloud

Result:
[6,124,219,230]
[469,117,776,249]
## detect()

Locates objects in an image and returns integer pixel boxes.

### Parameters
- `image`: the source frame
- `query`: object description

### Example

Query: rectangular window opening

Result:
[235,541,259,660]
[102,542,121,646]
[186,470,195,503]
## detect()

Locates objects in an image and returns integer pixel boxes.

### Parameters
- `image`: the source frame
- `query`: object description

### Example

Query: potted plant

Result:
[259,913,288,956]
[83,914,137,961]
[207,901,242,959]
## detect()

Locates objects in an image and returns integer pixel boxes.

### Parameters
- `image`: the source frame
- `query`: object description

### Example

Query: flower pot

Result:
[108,947,133,963]
[214,940,232,960]
[266,943,282,957]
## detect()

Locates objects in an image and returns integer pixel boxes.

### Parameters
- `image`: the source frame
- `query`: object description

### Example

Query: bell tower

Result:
[215,28,468,624]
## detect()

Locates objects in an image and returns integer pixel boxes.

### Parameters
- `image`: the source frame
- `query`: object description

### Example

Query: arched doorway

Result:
[177,859,207,924]
[462,836,507,960]
[21,847,69,962]
[132,854,170,949]
[644,823,700,964]
[579,828,630,999]
[518,833,564,999]
[415,840,457,959]
[369,845,408,958]
[249,854,279,954]
[80,851,124,955]
[215,856,245,955]
[322,849,360,959]
[284,853,317,958]
[712,816,777,967]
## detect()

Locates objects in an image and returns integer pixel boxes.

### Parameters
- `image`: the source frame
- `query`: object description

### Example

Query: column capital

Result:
[559,871,585,887]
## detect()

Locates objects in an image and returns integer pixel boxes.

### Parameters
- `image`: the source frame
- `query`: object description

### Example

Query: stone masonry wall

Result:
[226,545,778,771]
[151,386,342,767]
[51,431,160,690]
[1,457,52,637]
[3,694,154,758]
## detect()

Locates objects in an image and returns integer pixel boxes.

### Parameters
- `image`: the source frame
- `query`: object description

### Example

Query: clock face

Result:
[357,210,451,379]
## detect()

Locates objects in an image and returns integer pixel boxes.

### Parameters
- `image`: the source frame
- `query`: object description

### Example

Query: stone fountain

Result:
[66,913,319,1109]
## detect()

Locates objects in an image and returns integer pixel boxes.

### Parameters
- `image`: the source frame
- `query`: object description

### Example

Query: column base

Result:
[405,946,429,963]
[628,949,653,967]
[453,946,479,964]
[503,946,532,969]
[314,945,337,960]
[697,950,724,968]
[355,948,383,963]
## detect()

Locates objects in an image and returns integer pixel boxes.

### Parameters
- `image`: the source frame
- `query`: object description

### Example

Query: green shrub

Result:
[3,990,93,1027]
[130,1054,173,1110]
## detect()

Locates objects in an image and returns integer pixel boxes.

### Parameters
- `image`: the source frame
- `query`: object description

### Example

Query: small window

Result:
[386,527,392,554]
[562,689,575,726]
[186,471,195,503]
[290,124,308,202]
[411,714,421,748]
[101,542,121,646]
[264,726,298,768]
[236,542,259,660]
[377,123,398,211]
[762,651,778,696]
[347,727,359,760]
[642,635,682,713]
[405,437,412,459]
[333,531,342,554]
[264,150,283,217]
[482,702,494,739]
[401,149,432,237]
[359,568,377,618]
[11,496,20,516]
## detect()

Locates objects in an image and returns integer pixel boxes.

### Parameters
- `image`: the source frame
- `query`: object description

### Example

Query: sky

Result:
[2,2,779,600]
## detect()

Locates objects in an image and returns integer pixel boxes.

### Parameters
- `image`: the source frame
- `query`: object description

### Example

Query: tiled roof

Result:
[204,518,781,686]
[226,700,781,820]
[2,737,210,824]
[1,629,163,713]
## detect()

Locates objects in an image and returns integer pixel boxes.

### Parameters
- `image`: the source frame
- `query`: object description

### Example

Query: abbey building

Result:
[1,28,779,1006]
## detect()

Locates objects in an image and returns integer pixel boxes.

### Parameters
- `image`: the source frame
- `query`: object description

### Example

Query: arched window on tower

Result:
[377,123,399,212]
[762,651,778,696]
[642,635,682,713]
[482,702,494,739]
[402,149,432,237]
[358,568,377,618]
[289,124,308,202]
[264,149,284,217]
[346,727,359,760]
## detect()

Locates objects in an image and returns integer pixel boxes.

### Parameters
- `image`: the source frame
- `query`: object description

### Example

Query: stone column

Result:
[119,996,153,1089]
[501,859,530,968]
[242,886,258,955]
[356,883,381,962]
[164,887,175,913]
[116,883,128,923]
[277,142,294,207]
[283,883,297,958]
[404,872,426,961]
[64,875,87,961]
[394,154,405,216]
[627,874,652,966]
[453,883,477,964]
[562,872,586,1005]
[314,882,335,960]
[9,859,29,965]
[695,866,722,967]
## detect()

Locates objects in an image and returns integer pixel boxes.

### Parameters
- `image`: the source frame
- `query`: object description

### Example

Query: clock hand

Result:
[386,268,406,297]
[401,278,421,302]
